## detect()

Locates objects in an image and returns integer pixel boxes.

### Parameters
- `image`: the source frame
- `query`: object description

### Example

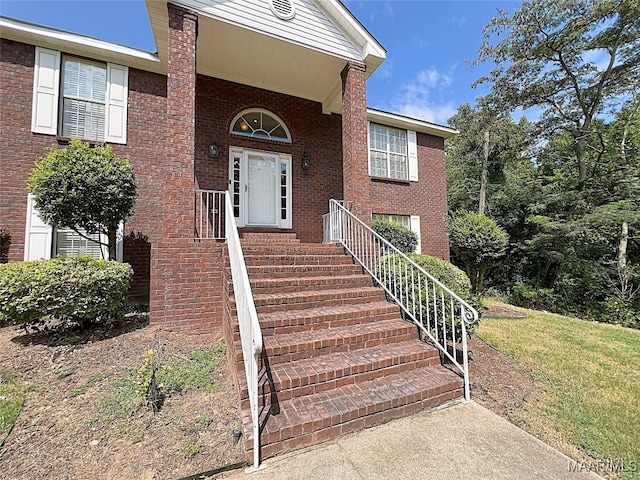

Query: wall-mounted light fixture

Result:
[208,138,220,158]
[301,150,310,171]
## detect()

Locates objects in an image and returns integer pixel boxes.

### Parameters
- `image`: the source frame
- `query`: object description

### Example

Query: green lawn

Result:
[478,304,640,479]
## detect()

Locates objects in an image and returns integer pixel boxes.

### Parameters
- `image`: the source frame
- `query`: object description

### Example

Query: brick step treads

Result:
[250,274,373,294]
[245,264,364,279]
[226,301,402,343]
[247,366,463,458]
[259,318,418,363]
[241,244,343,255]
[243,254,354,266]
[249,286,387,313]
[237,340,442,408]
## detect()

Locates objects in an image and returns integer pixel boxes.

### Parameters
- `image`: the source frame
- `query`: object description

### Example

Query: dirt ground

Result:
[1,305,536,480]
[0,316,246,480]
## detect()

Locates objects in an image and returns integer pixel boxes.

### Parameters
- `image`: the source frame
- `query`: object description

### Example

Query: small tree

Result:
[28,139,136,260]
[448,211,507,293]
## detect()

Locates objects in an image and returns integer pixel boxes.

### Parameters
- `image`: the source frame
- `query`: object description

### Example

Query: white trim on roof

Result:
[0,16,163,73]
[367,108,458,139]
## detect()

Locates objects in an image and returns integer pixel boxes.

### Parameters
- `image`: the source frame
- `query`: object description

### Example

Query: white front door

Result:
[229,148,291,228]
[247,152,278,225]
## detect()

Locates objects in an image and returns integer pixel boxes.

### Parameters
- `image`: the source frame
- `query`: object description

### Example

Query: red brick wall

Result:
[150,240,224,333]
[370,133,450,260]
[0,39,168,304]
[194,76,344,243]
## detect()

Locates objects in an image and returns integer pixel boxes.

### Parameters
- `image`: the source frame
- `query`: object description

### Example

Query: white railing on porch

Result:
[195,189,225,240]
[323,199,478,401]
[224,191,265,472]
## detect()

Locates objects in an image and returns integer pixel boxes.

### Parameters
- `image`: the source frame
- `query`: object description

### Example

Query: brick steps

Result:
[243,254,353,266]
[236,340,442,409]
[259,301,402,335]
[250,366,463,459]
[250,274,373,294]
[249,287,387,313]
[246,263,364,279]
[223,233,463,464]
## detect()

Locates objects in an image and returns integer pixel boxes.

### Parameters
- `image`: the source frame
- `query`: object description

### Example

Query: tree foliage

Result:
[28,139,137,260]
[475,0,640,192]
[448,212,508,293]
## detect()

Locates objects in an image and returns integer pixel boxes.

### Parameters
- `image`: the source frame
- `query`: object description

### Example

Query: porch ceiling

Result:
[146,0,385,114]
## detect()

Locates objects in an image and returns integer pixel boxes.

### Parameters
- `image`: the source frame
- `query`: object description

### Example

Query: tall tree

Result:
[446,102,530,215]
[474,0,640,193]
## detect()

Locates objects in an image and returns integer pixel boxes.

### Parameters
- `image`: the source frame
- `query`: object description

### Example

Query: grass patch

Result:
[69,373,107,398]
[477,303,640,479]
[97,340,226,424]
[0,372,34,446]
[181,440,204,457]
[160,341,225,395]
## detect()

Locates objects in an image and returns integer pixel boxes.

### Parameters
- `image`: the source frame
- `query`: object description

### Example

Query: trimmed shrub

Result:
[372,220,418,253]
[0,229,10,263]
[376,253,482,344]
[0,256,133,328]
[448,211,507,293]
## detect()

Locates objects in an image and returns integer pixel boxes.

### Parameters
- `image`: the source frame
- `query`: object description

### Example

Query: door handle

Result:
[245,185,248,192]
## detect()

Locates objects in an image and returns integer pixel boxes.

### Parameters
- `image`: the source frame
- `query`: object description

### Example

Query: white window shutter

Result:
[410,215,421,254]
[407,130,418,182]
[24,194,53,260]
[31,47,60,135]
[105,63,128,144]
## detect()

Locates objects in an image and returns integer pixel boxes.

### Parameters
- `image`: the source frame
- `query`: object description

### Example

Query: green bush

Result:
[0,256,133,328]
[448,211,507,293]
[372,220,418,253]
[511,283,558,311]
[0,229,10,263]
[376,253,481,345]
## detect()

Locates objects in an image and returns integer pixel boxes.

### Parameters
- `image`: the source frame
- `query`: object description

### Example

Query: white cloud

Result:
[390,68,456,124]
[399,103,458,125]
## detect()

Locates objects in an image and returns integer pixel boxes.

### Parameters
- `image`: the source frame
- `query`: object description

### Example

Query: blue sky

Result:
[0,0,523,125]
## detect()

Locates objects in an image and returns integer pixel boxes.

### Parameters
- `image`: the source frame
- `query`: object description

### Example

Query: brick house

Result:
[1,1,466,462]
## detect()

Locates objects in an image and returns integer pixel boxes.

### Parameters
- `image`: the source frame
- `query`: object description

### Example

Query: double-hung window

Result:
[369,123,408,180]
[31,47,128,144]
[61,58,107,142]
[368,123,418,181]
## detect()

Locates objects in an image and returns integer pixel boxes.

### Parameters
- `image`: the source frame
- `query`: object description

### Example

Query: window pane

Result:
[231,110,290,142]
[389,154,407,180]
[62,98,105,141]
[370,150,388,177]
[56,229,103,259]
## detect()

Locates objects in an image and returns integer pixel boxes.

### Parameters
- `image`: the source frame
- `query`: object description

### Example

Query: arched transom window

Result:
[230,109,291,143]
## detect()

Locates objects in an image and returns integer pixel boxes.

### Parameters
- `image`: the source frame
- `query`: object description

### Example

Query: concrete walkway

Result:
[224,401,603,480]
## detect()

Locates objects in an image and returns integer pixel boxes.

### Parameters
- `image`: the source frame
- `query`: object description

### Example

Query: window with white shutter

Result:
[31,49,128,144]
[368,124,420,181]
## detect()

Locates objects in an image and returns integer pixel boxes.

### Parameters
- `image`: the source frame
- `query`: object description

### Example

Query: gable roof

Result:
[146,0,386,113]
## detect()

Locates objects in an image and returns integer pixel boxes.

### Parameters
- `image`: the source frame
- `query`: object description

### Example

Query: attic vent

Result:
[270,0,296,20]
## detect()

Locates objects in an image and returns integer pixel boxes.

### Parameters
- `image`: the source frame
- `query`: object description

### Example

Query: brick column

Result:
[163,4,198,240]
[341,61,371,222]
[151,5,218,332]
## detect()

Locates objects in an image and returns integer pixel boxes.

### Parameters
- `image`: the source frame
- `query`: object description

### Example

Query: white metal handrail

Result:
[195,189,225,240]
[224,191,265,472]
[324,199,478,401]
